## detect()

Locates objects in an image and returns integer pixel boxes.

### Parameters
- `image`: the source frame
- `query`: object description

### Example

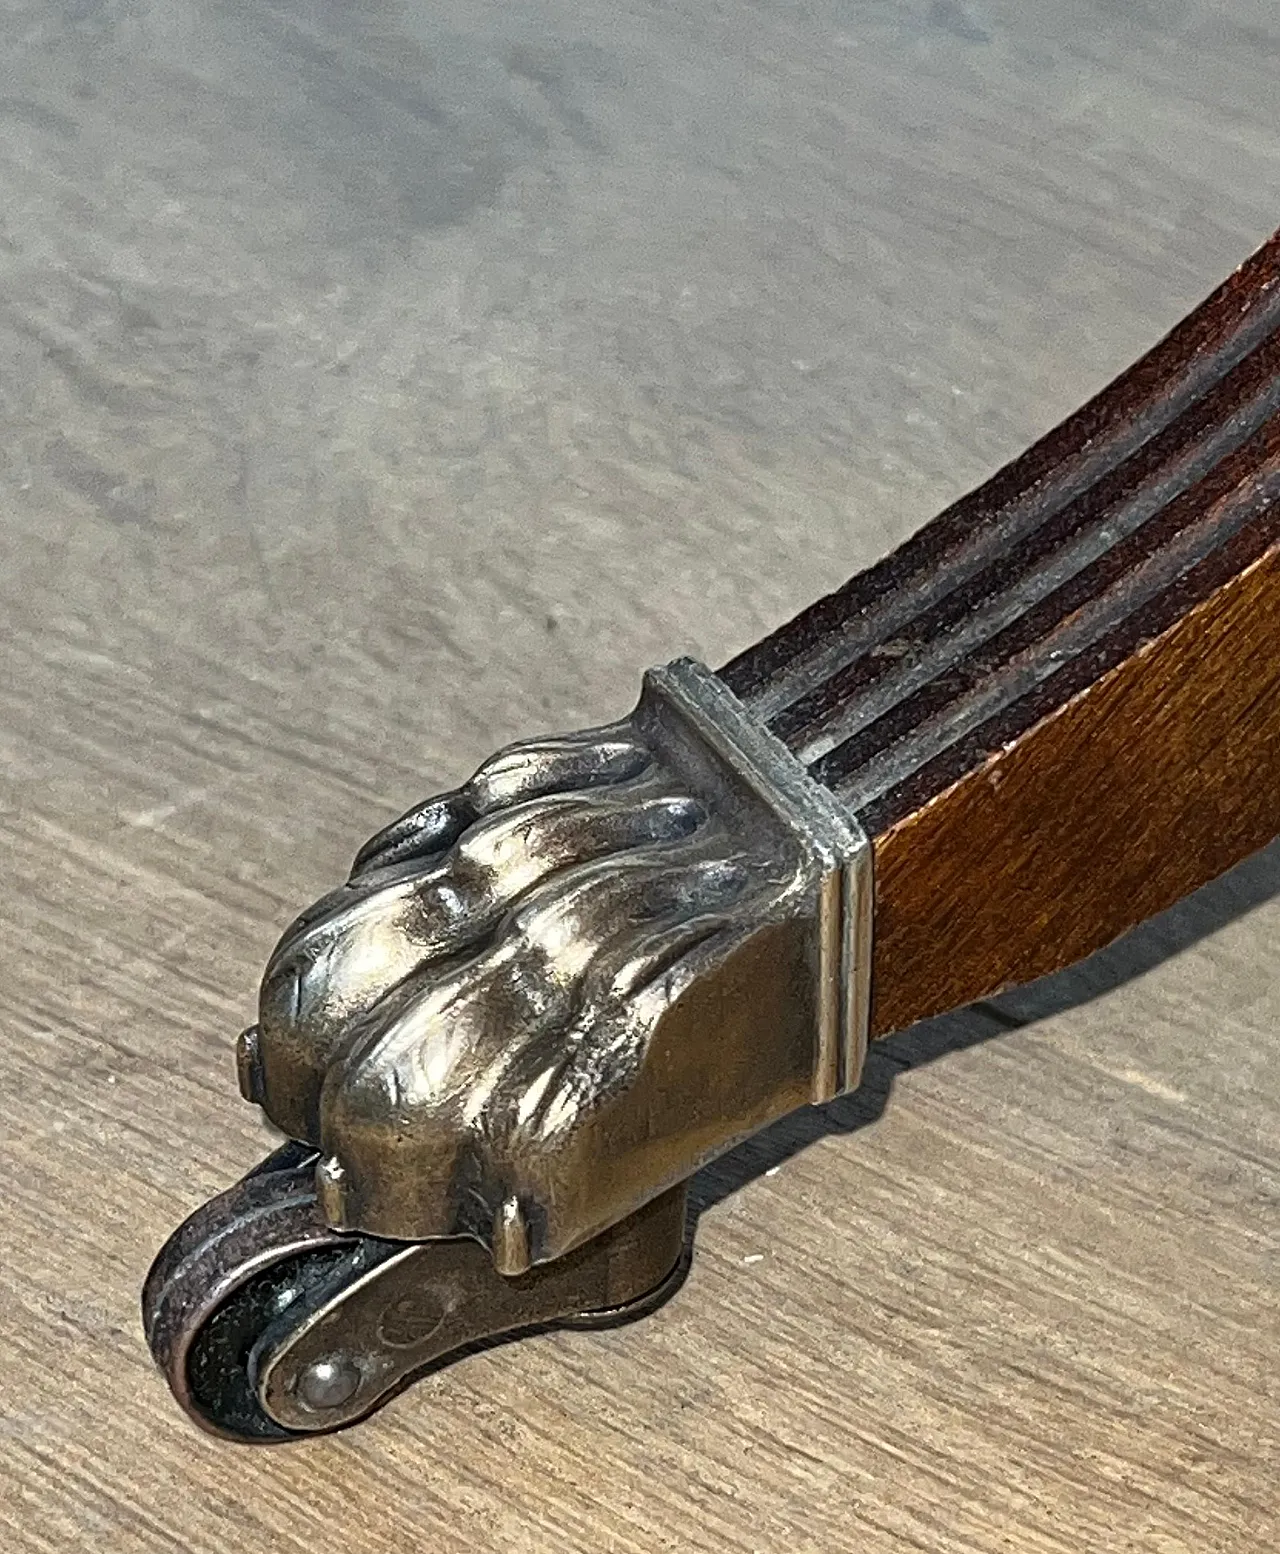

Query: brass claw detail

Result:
[237,660,871,1269]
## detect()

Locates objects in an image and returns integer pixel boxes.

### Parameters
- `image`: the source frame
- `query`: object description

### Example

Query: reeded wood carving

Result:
[724,228,1280,1034]
[148,229,1280,1441]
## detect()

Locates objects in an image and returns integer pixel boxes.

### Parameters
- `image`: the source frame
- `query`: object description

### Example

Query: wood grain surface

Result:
[1,3,1277,1552]
[727,230,1280,831]
[871,534,1280,1033]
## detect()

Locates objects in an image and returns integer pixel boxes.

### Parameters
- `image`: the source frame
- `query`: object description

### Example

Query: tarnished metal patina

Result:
[144,227,1280,1443]
[143,1142,689,1438]
[240,659,870,1266]
[145,658,870,1437]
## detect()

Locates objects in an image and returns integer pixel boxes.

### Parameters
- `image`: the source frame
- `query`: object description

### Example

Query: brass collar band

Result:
[641,658,871,1101]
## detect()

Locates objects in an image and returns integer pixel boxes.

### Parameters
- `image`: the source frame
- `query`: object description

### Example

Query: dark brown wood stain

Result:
[870,536,1280,1034]
[720,227,1280,1035]
[722,229,1280,712]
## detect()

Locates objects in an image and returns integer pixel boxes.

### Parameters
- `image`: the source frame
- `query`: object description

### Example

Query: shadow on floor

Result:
[687,836,1280,1223]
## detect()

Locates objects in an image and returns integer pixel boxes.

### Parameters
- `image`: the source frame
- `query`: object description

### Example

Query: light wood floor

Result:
[1,3,1276,1550]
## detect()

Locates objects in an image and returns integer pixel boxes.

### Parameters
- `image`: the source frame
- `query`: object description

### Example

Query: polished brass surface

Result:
[239,658,870,1266]
[145,655,869,1441]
